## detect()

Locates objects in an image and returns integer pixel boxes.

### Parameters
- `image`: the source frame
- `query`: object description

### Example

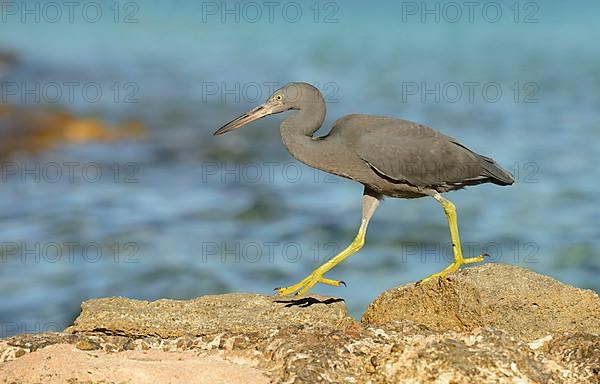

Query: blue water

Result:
[1,0,599,336]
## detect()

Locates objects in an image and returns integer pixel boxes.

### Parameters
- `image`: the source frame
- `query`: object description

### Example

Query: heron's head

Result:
[214,82,323,135]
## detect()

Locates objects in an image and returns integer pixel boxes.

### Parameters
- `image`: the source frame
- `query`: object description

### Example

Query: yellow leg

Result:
[276,220,367,296]
[276,192,380,296]
[419,193,485,283]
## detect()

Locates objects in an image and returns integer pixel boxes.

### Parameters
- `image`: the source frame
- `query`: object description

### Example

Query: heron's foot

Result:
[418,253,487,284]
[275,273,346,296]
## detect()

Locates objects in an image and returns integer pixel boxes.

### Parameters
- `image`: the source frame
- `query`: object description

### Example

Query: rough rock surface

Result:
[0,343,270,384]
[1,264,599,383]
[65,293,354,338]
[363,263,600,341]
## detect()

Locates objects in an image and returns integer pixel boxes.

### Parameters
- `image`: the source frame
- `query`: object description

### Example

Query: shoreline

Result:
[1,263,598,383]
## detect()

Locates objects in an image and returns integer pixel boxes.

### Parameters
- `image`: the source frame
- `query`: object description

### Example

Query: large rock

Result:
[0,343,270,384]
[2,322,598,383]
[362,263,600,341]
[65,293,355,338]
[1,265,599,383]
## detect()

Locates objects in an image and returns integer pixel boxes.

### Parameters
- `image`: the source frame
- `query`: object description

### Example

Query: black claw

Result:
[340,280,347,287]
[482,253,491,258]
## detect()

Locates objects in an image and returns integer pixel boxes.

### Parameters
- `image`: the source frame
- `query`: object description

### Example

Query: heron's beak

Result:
[214,104,273,135]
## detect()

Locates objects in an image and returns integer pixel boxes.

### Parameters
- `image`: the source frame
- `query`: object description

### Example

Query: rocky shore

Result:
[1,264,599,383]
[0,104,144,159]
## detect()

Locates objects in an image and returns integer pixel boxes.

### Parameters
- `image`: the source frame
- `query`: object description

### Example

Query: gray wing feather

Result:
[332,115,513,187]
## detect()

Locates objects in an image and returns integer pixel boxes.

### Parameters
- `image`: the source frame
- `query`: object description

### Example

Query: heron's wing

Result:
[333,115,513,187]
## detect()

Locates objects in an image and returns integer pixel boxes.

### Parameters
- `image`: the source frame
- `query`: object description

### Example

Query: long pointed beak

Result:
[214,104,272,136]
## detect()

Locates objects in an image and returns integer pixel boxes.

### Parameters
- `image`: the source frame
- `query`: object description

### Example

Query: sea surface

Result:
[0,0,599,336]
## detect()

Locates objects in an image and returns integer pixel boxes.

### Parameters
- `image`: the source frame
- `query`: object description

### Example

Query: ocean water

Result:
[1,0,599,336]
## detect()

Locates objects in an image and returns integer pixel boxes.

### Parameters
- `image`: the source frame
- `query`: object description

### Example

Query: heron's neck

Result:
[279,104,327,168]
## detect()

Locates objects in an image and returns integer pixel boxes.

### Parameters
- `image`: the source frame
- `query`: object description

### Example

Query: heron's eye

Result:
[275,94,283,101]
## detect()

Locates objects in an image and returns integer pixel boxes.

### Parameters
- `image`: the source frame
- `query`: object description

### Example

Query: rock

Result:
[1,265,599,383]
[65,293,355,338]
[0,105,144,159]
[0,344,270,384]
[543,332,600,382]
[2,323,598,383]
[362,263,600,341]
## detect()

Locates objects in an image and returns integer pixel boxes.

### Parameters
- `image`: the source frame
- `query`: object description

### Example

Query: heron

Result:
[214,82,513,296]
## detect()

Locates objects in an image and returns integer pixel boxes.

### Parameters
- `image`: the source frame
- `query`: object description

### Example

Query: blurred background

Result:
[1,0,599,337]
